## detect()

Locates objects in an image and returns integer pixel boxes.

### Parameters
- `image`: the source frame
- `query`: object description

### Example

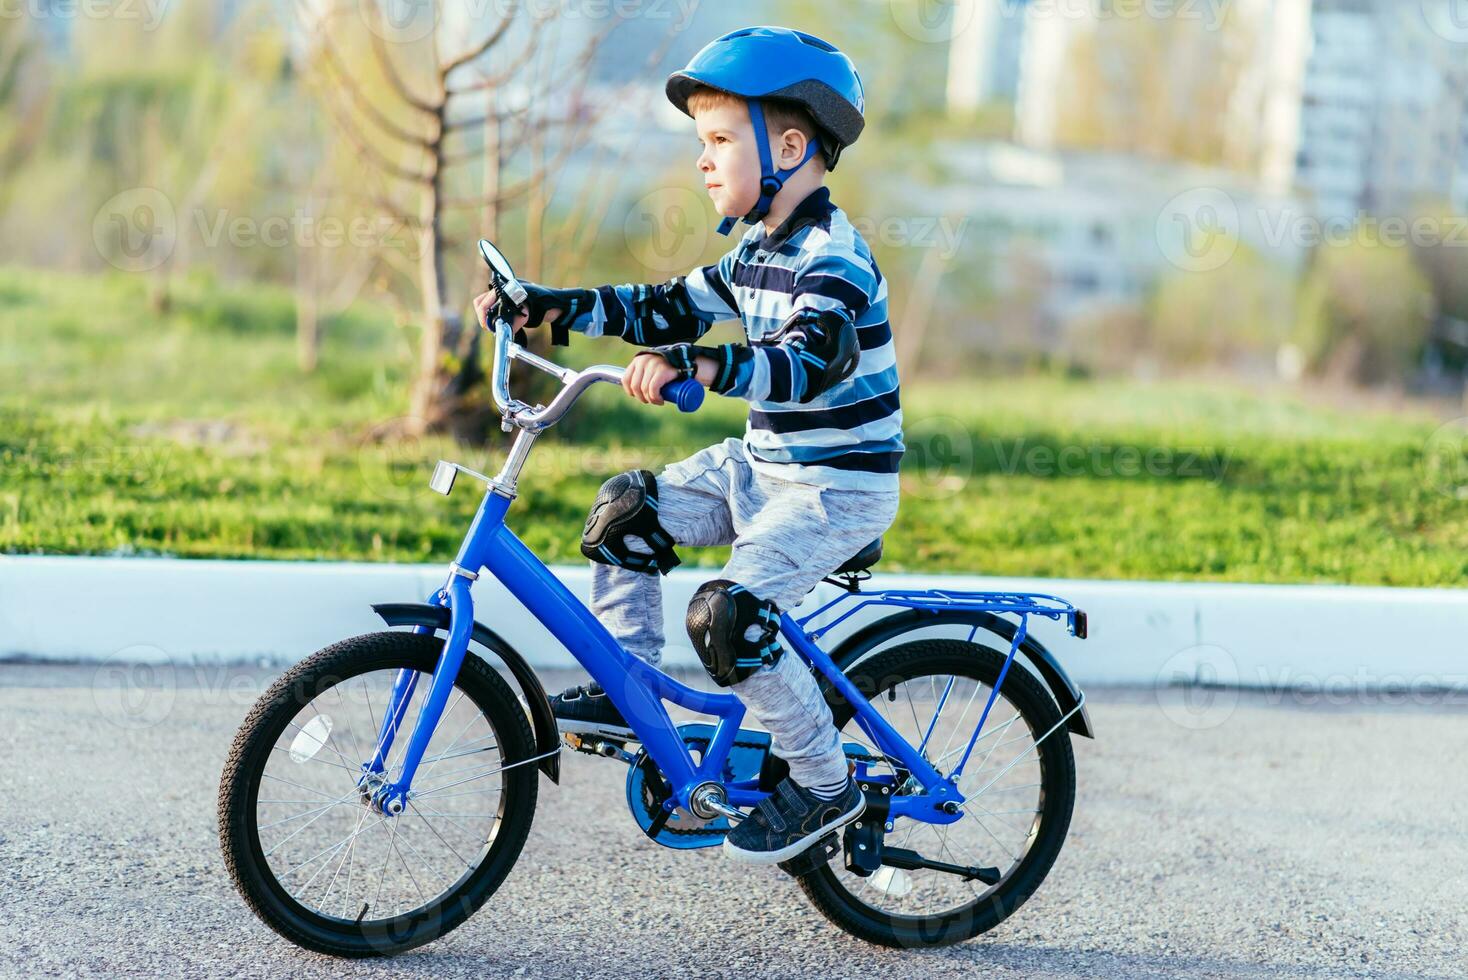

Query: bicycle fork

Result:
[359,571,478,815]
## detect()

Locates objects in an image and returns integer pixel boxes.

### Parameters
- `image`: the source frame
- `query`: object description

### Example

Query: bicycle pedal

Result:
[777,832,841,879]
[562,732,632,763]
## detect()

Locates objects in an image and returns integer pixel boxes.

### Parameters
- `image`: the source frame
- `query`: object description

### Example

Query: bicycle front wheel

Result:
[799,638,1077,948]
[218,631,539,956]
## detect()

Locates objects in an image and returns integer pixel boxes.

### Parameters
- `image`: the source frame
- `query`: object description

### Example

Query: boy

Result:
[473,27,902,864]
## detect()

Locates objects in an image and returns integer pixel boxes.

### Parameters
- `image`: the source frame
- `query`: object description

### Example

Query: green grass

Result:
[2,266,1465,586]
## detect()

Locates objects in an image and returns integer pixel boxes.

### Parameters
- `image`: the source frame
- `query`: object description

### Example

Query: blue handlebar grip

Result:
[661,378,705,413]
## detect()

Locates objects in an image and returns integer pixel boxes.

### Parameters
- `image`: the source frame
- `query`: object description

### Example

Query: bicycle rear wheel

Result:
[799,638,1076,948]
[218,631,539,956]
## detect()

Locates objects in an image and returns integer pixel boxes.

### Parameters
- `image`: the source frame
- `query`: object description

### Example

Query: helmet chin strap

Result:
[716,98,822,236]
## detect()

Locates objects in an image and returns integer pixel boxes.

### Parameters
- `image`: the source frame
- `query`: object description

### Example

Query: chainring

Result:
[624,723,771,849]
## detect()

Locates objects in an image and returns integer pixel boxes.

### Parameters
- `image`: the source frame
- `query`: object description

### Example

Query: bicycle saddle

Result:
[834,538,882,575]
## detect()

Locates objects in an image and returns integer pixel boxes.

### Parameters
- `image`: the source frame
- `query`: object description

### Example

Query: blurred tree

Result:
[1296,240,1436,386]
[37,4,283,309]
[294,0,678,436]
[0,17,49,215]
[1149,243,1297,368]
[1051,3,1258,168]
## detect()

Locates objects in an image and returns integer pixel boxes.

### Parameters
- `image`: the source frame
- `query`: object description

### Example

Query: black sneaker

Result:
[548,681,636,741]
[723,776,865,865]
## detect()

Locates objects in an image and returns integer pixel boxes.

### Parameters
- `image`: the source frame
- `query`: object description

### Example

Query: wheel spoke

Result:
[319,804,372,910]
[406,800,474,869]
[258,799,355,832]
[269,743,360,775]
[262,787,362,857]
[409,760,513,797]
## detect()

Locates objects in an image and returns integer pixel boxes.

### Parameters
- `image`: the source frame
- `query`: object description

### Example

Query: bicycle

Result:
[217,238,1095,956]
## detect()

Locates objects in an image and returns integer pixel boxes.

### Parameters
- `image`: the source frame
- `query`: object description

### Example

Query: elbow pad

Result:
[775,309,860,403]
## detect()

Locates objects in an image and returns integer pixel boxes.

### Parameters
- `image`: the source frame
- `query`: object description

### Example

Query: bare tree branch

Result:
[358,0,439,115]
[438,137,577,210]
[325,248,381,310]
[440,0,521,77]
[544,31,686,282]
[374,243,424,293]
[445,11,549,95]
[311,76,434,184]
[440,109,583,167]
[295,0,434,150]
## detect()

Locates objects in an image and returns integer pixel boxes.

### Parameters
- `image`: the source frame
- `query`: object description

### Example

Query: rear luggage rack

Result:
[798,588,1088,643]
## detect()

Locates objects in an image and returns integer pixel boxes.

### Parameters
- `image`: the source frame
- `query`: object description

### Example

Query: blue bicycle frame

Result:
[366,484,1085,825]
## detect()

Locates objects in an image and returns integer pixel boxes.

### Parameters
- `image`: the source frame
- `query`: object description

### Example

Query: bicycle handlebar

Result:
[488,314,704,430]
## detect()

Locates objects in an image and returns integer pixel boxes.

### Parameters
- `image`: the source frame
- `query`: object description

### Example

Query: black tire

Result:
[218,631,539,957]
[797,639,1076,948]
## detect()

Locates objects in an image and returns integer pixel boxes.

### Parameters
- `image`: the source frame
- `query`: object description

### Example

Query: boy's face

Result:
[693,102,763,221]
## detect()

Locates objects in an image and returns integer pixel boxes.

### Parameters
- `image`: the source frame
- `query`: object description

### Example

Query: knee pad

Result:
[581,470,680,576]
[685,580,783,687]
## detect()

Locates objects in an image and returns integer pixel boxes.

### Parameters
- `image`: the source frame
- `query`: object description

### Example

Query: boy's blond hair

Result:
[686,85,828,173]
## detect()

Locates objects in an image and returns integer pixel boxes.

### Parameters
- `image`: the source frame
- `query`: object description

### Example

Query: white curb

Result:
[1,555,1464,690]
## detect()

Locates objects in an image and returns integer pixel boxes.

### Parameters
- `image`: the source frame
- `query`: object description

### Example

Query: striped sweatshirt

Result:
[568,186,903,491]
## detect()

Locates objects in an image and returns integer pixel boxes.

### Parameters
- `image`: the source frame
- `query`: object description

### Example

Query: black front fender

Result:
[829,608,1094,739]
[372,602,561,783]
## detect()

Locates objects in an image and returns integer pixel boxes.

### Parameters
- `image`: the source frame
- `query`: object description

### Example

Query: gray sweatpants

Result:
[591,437,900,791]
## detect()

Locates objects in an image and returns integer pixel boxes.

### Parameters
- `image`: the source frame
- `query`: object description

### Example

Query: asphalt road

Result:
[2,661,1465,979]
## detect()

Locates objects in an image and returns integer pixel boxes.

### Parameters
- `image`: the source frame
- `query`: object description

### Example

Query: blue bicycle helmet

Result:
[666,26,866,235]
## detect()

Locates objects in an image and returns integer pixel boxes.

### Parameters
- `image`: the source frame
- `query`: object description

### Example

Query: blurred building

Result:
[1007,0,1468,219]
[911,140,1303,331]
[1283,0,1468,220]
[945,0,1031,113]
[1012,1,1086,149]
